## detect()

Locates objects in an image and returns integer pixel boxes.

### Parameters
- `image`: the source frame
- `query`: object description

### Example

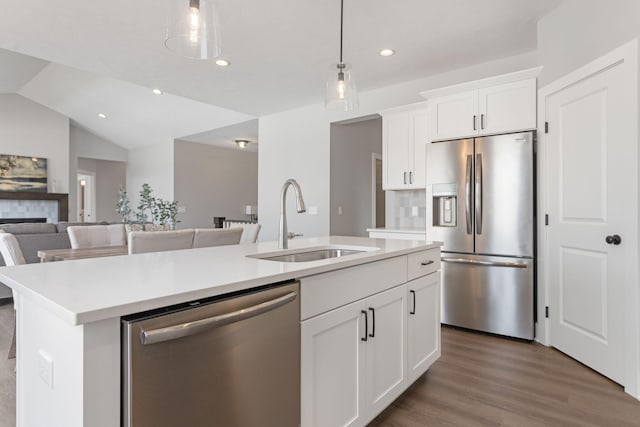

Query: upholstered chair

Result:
[128,229,195,255]
[67,224,127,249]
[192,228,243,248]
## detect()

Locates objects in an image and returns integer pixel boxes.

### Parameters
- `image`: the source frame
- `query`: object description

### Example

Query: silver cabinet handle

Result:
[403,171,407,184]
[441,257,527,269]
[140,291,297,345]
[473,115,477,131]
[480,114,485,130]
[475,153,483,235]
[465,154,472,235]
[409,171,413,184]
[420,260,434,266]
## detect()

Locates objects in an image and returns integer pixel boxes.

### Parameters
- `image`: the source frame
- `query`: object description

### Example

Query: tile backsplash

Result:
[0,199,59,223]
[385,190,426,229]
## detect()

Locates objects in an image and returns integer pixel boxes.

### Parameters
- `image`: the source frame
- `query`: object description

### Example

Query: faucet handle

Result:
[287,232,303,240]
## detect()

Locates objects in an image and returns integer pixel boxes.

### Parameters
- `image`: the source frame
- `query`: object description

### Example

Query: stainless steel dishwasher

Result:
[121,281,300,427]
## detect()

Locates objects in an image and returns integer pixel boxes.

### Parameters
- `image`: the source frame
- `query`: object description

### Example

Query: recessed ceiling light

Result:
[235,139,251,149]
[152,88,163,95]
[215,59,230,67]
[97,113,107,119]
[379,49,395,57]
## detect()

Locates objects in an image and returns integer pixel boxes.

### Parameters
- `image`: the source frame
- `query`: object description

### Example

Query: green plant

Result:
[115,186,132,223]
[115,183,180,229]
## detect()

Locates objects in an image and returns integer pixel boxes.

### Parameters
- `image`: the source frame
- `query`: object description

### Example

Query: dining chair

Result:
[68,224,127,249]
[192,227,243,248]
[224,222,262,244]
[0,233,26,360]
[128,229,195,255]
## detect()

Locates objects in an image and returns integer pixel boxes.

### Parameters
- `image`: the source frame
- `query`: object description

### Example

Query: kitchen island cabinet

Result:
[0,236,441,427]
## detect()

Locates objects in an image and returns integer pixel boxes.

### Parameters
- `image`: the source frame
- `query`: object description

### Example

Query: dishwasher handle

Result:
[140,291,297,345]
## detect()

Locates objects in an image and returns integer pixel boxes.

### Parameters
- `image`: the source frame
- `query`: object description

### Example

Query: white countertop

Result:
[0,236,440,326]
[366,228,426,234]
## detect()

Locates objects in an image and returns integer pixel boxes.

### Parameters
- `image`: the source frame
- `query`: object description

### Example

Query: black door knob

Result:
[605,234,622,245]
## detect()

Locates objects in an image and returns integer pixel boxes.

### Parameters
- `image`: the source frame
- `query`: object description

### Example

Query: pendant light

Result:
[325,0,358,111]
[165,0,221,60]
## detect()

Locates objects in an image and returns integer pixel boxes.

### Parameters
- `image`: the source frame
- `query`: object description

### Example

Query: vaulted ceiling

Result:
[0,0,562,149]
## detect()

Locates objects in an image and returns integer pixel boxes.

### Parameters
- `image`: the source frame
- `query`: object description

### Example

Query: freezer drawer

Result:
[441,254,533,340]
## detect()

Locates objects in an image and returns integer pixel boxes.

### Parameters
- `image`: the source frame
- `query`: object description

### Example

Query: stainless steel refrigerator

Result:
[426,131,535,340]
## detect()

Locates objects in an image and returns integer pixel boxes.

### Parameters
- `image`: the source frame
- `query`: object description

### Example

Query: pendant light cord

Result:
[339,0,344,64]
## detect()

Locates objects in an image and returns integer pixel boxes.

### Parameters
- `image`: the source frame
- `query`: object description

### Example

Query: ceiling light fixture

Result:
[165,0,221,60]
[215,59,230,67]
[152,88,163,95]
[325,0,358,111]
[379,48,395,57]
[235,139,251,149]
[97,113,107,119]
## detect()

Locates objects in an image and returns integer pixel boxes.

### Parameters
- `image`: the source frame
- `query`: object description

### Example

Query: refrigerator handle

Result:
[465,154,472,234]
[441,257,528,269]
[475,153,483,234]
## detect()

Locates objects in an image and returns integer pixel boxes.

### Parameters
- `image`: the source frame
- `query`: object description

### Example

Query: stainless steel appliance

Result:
[427,132,535,340]
[122,281,300,427]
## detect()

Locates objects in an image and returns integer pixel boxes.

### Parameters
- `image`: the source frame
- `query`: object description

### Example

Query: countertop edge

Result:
[0,238,442,326]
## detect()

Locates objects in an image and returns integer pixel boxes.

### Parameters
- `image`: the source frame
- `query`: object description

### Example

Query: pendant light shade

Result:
[325,0,358,111]
[165,0,221,60]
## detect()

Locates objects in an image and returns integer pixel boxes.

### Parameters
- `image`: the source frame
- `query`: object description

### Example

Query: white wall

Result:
[126,142,174,210]
[174,140,258,228]
[258,51,537,241]
[0,94,69,193]
[330,118,382,237]
[69,124,128,221]
[537,0,640,86]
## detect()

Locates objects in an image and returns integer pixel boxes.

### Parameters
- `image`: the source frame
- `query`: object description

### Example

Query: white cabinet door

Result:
[362,285,407,420]
[383,113,410,189]
[407,273,441,383]
[478,78,536,135]
[301,299,365,427]
[429,90,478,141]
[409,109,428,189]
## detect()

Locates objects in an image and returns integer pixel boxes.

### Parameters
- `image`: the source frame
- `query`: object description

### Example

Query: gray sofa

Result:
[0,222,109,265]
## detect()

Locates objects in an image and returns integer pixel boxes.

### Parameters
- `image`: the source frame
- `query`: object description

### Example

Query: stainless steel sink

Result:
[247,245,377,263]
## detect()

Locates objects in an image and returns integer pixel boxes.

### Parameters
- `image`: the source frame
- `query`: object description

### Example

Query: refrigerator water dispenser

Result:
[432,183,457,227]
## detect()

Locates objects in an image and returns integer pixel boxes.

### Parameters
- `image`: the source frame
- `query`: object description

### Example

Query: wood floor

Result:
[1,307,640,427]
[371,326,640,427]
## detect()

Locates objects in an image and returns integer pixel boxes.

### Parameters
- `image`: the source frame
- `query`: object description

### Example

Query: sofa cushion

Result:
[12,233,71,264]
[0,223,57,234]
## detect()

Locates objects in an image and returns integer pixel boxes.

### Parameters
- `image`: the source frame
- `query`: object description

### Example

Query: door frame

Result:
[537,39,639,398]
[371,152,383,228]
[77,170,96,223]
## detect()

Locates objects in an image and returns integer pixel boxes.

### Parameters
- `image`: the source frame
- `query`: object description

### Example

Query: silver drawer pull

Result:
[420,260,434,266]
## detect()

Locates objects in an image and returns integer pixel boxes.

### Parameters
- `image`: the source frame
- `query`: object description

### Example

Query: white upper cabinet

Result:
[426,76,537,142]
[382,104,428,190]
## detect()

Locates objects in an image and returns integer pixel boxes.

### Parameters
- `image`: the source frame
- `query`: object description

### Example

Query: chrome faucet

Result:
[279,179,306,249]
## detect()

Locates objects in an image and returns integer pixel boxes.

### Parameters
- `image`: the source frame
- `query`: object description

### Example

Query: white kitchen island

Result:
[0,236,441,427]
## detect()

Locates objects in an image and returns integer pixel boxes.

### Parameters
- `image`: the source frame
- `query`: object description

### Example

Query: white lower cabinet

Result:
[301,285,407,427]
[301,248,442,427]
[407,272,441,383]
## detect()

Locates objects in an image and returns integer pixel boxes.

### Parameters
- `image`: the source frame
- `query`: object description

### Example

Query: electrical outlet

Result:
[38,350,53,388]
[177,206,187,213]
[307,206,318,215]
[411,206,419,217]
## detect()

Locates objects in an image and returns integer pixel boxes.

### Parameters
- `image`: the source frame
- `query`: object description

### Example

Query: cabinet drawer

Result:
[407,249,440,280]
[300,256,407,320]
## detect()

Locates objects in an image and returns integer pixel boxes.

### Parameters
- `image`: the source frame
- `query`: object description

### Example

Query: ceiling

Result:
[0,0,562,149]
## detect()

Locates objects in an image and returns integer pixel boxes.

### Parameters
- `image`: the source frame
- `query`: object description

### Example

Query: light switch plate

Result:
[308,206,318,215]
[411,206,419,217]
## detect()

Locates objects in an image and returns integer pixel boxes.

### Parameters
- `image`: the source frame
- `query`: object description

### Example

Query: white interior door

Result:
[545,49,636,386]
